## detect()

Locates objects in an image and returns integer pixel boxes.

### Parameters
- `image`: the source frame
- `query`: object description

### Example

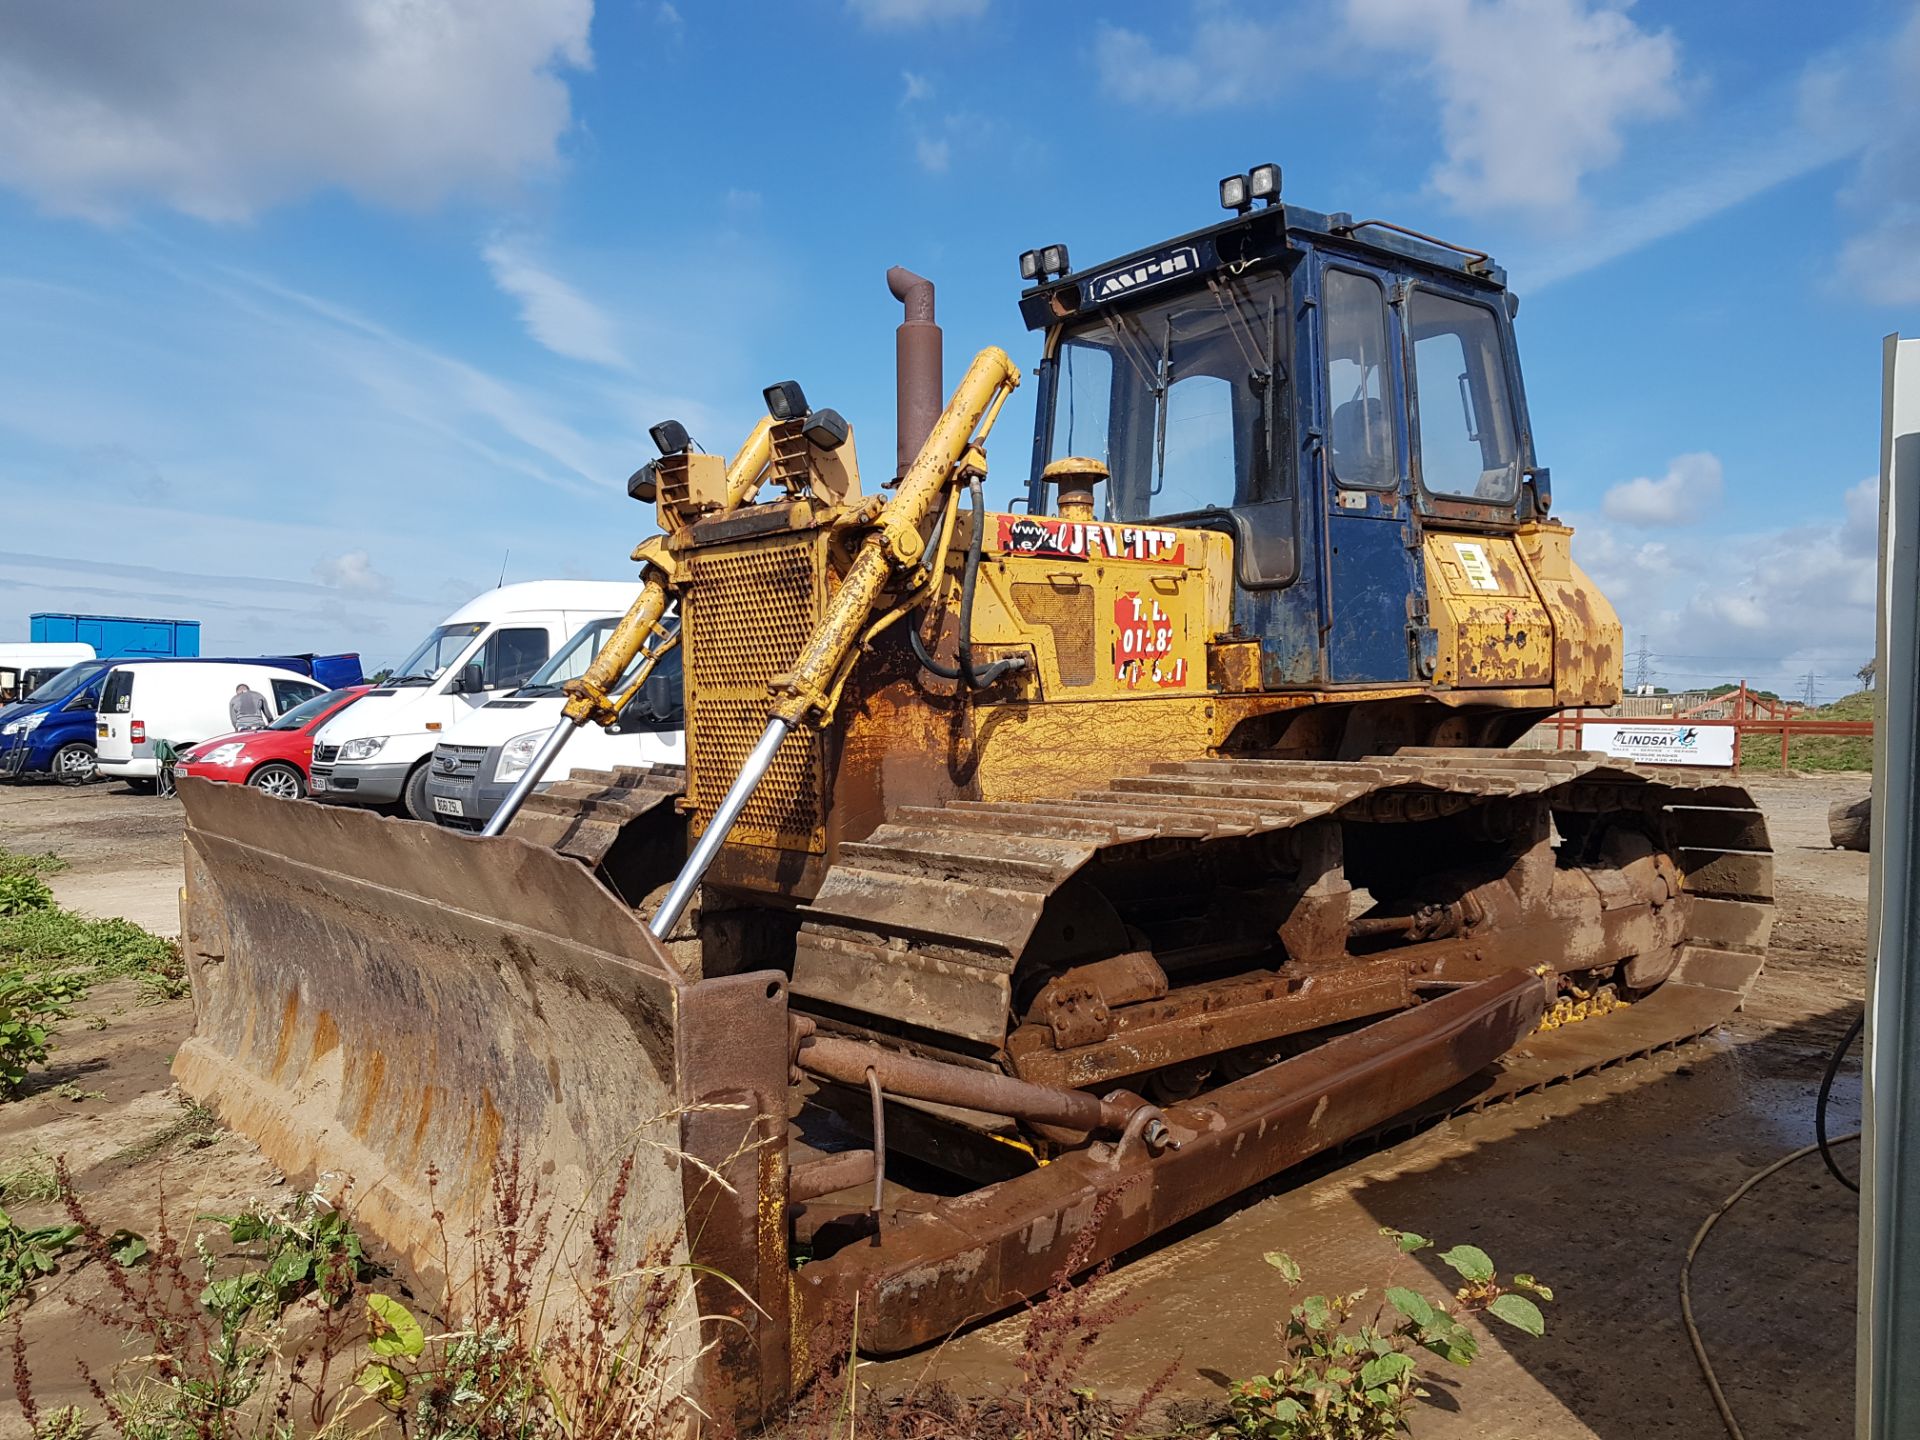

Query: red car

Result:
[177,686,370,799]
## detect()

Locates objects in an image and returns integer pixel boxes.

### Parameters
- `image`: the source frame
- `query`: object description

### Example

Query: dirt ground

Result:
[0,772,1875,1438]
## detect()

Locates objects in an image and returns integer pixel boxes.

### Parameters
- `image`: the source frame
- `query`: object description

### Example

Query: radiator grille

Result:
[682,534,830,851]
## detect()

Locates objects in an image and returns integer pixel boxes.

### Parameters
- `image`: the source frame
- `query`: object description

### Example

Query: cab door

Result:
[1313,263,1420,687]
[1316,262,1418,685]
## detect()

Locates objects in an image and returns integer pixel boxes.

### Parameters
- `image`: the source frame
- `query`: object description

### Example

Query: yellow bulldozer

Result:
[173,167,1773,1429]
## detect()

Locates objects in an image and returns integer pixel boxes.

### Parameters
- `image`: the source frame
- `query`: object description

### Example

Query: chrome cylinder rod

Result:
[648,715,790,938]
[479,717,577,838]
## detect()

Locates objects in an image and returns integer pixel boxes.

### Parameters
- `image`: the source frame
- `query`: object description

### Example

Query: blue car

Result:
[0,659,115,783]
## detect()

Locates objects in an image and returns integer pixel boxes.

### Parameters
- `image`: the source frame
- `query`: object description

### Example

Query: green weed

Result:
[0,908,179,981]
[0,1152,59,1206]
[0,876,53,917]
[1223,1229,1551,1439]
[0,971,89,1095]
[0,852,66,883]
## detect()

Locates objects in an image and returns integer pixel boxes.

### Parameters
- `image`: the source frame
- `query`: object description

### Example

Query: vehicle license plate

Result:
[432,796,463,816]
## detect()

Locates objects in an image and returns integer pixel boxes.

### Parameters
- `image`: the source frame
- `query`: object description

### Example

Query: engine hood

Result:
[435,696,564,749]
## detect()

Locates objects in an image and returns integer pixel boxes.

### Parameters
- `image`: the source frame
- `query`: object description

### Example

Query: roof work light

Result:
[649,419,691,456]
[1019,245,1072,282]
[763,381,809,422]
[1248,162,1281,202]
[1219,173,1250,213]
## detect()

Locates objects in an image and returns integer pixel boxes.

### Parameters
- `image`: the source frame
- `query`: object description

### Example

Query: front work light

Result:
[1040,243,1069,277]
[802,408,849,451]
[1247,162,1281,202]
[649,419,690,456]
[628,461,659,503]
[1219,173,1250,212]
[764,380,809,421]
[1019,249,1041,281]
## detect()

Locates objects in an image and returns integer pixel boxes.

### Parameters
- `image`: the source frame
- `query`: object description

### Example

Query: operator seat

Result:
[1330,398,1392,488]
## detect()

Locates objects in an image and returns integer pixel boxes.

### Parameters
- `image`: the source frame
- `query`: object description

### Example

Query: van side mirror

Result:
[63,693,91,712]
[642,667,683,725]
[455,662,486,695]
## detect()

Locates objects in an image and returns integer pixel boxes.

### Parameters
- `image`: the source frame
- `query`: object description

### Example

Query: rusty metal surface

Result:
[794,969,1546,1354]
[789,749,1771,1054]
[506,762,685,866]
[682,535,832,850]
[171,779,794,1430]
[796,1026,1139,1135]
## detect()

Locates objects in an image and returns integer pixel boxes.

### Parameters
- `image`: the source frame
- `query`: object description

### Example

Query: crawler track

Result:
[789,747,1773,1089]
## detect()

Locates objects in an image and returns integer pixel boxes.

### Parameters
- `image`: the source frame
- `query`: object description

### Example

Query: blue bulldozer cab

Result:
[0,652,363,783]
[1019,174,1545,696]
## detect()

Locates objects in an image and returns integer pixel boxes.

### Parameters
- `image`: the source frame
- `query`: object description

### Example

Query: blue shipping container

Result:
[30,613,201,658]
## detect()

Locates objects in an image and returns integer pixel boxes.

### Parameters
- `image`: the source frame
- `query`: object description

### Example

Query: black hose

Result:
[1816,1007,1864,1192]
[909,478,1026,689]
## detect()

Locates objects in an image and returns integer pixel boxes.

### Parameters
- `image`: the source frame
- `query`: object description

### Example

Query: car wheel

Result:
[51,743,97,785]
[248,762,306,801]
[402,761,434,821]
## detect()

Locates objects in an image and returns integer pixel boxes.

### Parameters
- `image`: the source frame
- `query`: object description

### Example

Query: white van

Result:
[423,615,685,829]
[310,580,642,820]
[0,643,93,701]
[96,661,329,785]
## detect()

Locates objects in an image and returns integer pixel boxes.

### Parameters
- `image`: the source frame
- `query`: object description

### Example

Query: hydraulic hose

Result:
[909,477,1026,689]
[1816,1007,1864,1192]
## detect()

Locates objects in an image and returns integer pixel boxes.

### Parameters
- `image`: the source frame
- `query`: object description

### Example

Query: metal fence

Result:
[1535,711,1875,772]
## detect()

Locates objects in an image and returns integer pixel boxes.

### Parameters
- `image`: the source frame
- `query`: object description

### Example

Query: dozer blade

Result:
[171,778,793,1427]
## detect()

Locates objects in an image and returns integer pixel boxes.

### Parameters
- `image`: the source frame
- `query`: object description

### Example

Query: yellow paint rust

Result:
[1422,531,1553,689]
[1514,521,1622,708]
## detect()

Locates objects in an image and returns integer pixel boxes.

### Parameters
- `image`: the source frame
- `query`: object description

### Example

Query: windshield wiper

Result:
[385,675,435,687]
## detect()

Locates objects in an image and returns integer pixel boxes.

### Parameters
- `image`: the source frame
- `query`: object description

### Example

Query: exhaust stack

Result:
[887,265,942,478]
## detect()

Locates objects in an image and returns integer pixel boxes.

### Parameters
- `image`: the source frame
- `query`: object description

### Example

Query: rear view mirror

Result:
[455,662,486,695]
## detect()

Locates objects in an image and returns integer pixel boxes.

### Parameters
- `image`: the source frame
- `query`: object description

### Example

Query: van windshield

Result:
[388,623,486,686]
[514,616,669,698]
[25,661,107,704]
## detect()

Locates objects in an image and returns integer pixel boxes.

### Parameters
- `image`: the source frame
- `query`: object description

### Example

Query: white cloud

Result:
[1570,474,1879,698]
[0,0,592,222]
[1829,9,1920,304]
[1601,452,1724,527]
[916,137,952,174]
[849,0,987,24]
[1345,0,1681,219]
[656,2,684,31]
[313,550,392,596]
[724,188,763,217]
[901,70,933,104]
[481,241,628,369]
[1094,11,1287,110]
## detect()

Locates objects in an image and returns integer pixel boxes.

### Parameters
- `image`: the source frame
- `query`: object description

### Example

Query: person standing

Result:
[229,683,270,731]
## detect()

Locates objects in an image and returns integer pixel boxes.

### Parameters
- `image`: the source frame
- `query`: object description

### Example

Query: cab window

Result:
[1408,290,1519,502]
[479,627,549,691]
[1323,269,1396,490]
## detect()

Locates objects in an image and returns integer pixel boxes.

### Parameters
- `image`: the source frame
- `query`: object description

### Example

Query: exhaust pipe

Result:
[887,266,942,478]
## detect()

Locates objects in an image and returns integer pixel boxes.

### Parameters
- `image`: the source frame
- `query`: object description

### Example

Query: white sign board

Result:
[1580,722,1735,767]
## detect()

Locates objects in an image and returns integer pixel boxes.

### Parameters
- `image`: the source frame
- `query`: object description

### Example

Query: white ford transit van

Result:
[309,580,642,819]
[96,661,329,785]
[423,614,685,829]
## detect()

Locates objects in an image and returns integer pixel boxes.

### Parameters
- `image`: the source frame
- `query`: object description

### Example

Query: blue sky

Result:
[0,0,1911,701]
